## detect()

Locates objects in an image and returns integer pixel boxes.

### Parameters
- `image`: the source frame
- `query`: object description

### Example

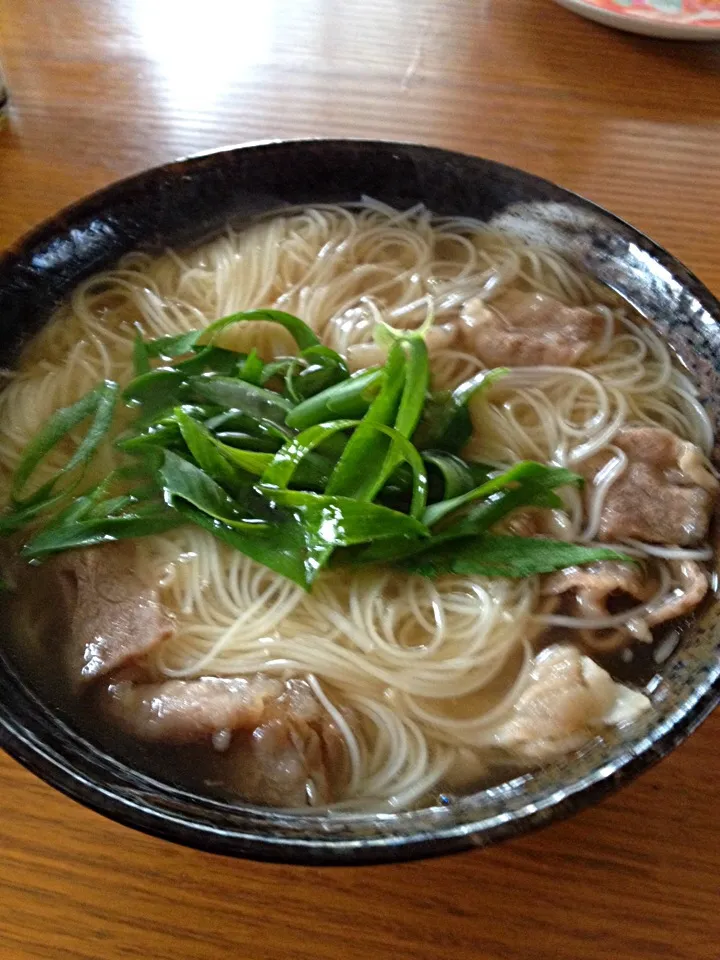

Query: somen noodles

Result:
[0,201,715,811]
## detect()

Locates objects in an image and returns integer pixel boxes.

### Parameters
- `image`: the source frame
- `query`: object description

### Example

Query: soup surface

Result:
[0,202,716,811]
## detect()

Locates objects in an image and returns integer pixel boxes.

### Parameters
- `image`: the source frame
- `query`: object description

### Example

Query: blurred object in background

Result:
[554,0,720,39]
[0,61,8,129]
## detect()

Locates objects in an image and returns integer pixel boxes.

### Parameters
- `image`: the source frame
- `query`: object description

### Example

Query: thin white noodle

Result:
[306,674,363,797]
[621,540,714,562]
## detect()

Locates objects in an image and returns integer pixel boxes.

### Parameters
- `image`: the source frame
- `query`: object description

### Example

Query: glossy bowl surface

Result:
[0,139,719,865]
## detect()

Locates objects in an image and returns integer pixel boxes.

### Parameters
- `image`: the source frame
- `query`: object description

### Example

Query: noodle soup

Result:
[0,202,715,811]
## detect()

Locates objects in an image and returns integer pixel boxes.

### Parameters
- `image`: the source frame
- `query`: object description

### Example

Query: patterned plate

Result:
[554,0,720,38]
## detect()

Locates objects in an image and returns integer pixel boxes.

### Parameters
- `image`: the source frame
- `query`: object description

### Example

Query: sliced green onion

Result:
[11,380,119,507]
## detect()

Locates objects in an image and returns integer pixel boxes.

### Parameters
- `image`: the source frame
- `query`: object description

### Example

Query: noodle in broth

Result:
[0,202,715,810]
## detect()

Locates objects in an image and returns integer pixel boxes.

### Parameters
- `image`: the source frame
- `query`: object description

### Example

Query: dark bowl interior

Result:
[0,138,719,865]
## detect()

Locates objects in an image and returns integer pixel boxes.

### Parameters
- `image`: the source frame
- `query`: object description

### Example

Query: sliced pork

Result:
[580,427,718,546]
[542,561,655,620]
[503,506,575,540]
[52,543,175,687]
[106,674,283,742]
[496,644,650,761]
[504,507,549,538]
[460,291,604,368]
[106,675,351,806]
[542,558,709,647]
[230,678,351,806]
[644,560,708,628]
[542,561,658,649]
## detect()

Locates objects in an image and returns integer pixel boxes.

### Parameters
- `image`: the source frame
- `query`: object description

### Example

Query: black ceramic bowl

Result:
[0,139,719,865]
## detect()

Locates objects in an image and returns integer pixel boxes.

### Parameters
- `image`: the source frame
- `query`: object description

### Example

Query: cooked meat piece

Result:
[677,442,720,493]
[579,427,718,545]
[231,679,351,806]
[543,559,708,649]
[106,675,351,806]
[542,561,655,619]
[542,561,658,650]
[504,507,549,538]
[496,644,650,761]
[460,291,604,367]
[503,506,577,540]
[345,322,457,372]
[52,543,175,687]
[611,427,719,493]
[645,560,708,628]
[106,674,283,742]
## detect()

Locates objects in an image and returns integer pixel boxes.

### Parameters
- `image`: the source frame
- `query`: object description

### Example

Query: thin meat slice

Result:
[644,560,708,628]
[542,562,655,620]
[542,561,658,650]
[106,675,352,806]
[504,507,550,538]
[503,506,574,540]
[677,442,720,493]
[580,427,718,546]
[542,559,708,647]
[53,542,174,687]
[496,644,650,761]
[106,675,283,742]
[229,678,351,807]
[460,291,604,368]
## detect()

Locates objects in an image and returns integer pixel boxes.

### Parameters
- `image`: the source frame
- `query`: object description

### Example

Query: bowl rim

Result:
[1,137,719,865]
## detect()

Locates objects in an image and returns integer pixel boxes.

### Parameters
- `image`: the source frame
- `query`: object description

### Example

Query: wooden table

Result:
[1,1,719,957]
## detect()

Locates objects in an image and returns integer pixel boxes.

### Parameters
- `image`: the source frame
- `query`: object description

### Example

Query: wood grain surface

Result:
[0,1,719,957]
